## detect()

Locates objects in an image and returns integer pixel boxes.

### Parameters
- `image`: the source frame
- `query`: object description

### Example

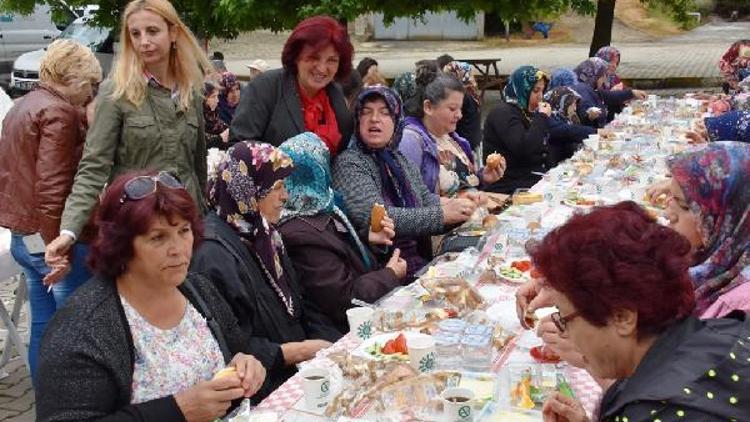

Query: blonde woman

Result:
[45,0,212,282]
[0,39,101,385]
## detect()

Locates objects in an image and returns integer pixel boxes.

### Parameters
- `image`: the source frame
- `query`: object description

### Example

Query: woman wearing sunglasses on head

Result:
[36,171,267,422]
[524,202,750,422]
[44,0,212,284]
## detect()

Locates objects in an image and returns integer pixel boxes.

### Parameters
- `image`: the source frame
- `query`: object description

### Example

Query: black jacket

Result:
[36,274,262,422]
[190,213,342,397]
[482,102,552,194]
[456,95,482,151]
[278,214,402,333]
[229,68,353,151]
[600,312,750,422]
[547,118,596,165]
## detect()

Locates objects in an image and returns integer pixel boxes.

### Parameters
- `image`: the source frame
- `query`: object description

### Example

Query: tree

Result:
[588,0,692,57]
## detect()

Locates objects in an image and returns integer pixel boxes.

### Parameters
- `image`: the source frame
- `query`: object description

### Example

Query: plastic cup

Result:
[300,367,331,412]
[441,387,475,421]
[408,335,437,373]
[346,307,374,340]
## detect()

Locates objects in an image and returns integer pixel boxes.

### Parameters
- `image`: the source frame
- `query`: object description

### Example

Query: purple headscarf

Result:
[574,58,609,89]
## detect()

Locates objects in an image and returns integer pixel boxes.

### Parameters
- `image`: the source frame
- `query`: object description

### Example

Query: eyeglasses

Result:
[120,171,184,204]
[551,310,580,333]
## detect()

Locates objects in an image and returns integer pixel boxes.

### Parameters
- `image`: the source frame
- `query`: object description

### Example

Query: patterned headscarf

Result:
[705,110,750,143]
[279,132,372,270]
[719,40,750,85]
[574,58,609,89]
[595,46,621,89]
[504,65,548,111]
[203,82,227,135]
[544,86,582,124]
[208,141,296,311]
[218,71,240,124]
[443,61,480,106]
[548,68,578,90]
[392,72,417,102]
[353,85,416,208]
[667,141,750,314]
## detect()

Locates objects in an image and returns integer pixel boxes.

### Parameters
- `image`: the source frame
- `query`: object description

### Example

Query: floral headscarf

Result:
[574,58,609,89]
[353,85,416,208]
[504,65,548,112]
[548,68,578,90]
[705,110,750,143]
[203,82,227,135]
[667,141,750,314]
[443,61,480,106]
[208,141,296,314]
[595,46,621,89]
[544,86,582,124]
[719,40,750,86]
[279,132,372,270]
[392,72,417,102]
[218,71,240,124]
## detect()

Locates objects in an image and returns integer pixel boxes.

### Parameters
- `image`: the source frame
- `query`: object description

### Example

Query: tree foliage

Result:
[0,0,695,38]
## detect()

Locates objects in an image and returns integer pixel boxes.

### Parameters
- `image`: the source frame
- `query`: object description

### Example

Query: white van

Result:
[0,5,76,74]
[10,15,113,93]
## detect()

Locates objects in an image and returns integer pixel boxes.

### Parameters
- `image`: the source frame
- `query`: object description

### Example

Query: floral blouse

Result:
[435,132,479,195]
[121,297,225,404]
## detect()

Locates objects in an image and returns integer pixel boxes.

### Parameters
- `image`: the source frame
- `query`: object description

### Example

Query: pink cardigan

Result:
[700,280,750,318]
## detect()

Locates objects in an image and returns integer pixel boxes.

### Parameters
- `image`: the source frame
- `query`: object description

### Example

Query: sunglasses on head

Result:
[120,171,184,204]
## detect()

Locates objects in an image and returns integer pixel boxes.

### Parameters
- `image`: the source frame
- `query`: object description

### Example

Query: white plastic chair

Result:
[0,250,29,378]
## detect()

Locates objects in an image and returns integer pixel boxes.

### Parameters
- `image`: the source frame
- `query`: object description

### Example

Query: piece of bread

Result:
[486,153,503,170]
[482,215,499,230]
[212,367,237,380]
[370,203,386,232]
[512,192,543,205]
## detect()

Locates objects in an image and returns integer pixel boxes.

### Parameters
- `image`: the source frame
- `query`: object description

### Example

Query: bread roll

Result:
[486,153,503,170]
[370,203,386,232]
[212,367,237,380]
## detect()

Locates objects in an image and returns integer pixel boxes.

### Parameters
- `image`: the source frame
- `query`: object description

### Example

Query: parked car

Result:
[0,5,71,75]
[10,15,113,94]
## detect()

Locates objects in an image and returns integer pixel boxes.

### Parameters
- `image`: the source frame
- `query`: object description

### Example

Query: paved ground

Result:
[0,276,33,422]
[221,20,747,86]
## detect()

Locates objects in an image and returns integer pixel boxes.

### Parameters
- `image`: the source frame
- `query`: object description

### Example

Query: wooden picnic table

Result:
[456,58,505,100]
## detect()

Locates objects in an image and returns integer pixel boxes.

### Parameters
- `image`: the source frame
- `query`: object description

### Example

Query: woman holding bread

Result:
[36,171,266,421]
[333,86,477,278]
[399,64,506,201]
[277,132,407,333]
[482,65,552,194]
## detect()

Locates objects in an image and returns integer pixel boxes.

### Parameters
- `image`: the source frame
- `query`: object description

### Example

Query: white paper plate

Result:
[350,331,432,361]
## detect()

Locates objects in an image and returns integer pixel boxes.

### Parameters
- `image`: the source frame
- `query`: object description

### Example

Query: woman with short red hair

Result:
[525,202,750,422]
[230,16,354,155]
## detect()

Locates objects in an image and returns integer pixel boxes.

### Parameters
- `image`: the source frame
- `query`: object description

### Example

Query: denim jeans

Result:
[9,234,91,386]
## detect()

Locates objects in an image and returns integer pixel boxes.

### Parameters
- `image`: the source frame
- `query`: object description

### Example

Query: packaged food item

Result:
[512,191,544,206]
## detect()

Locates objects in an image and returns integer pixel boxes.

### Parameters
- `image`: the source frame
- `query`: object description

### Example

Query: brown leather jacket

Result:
[0,85,88,243]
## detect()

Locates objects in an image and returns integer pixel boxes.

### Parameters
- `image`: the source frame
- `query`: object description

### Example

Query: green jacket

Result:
[61,80,207,236]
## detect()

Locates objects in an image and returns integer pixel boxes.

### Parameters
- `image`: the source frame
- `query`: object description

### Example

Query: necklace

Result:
[243,239,295,317]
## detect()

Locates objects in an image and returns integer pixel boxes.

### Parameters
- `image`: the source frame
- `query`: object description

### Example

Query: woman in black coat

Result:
[191,141,342,399]
[229,16,354,156]
[482,65,552,194]
[37,171,266,422]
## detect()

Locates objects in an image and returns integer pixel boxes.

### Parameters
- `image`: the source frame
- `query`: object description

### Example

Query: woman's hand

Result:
[457,190,487,206]
[632,89,648,100]
[482,161,506,185]
[516,279,554,329]
[645,179,671,204]
[229,353,266,398]
[611,82,625,91]
[586,108,602,120]
[385,248,407,279]
[43,234,75,285]
[174,377,245,422]
[543,392,589,422]
[220,129,230,143]
[538,102,552,117]
[281,340,333,366]
[368,215,395,246]
[441,198,477,225]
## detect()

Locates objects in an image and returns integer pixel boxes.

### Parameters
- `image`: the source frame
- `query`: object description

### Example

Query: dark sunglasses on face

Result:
[120,171,184,204]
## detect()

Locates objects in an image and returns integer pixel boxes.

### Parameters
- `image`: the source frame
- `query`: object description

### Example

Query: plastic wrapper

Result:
[222,399,278,422]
